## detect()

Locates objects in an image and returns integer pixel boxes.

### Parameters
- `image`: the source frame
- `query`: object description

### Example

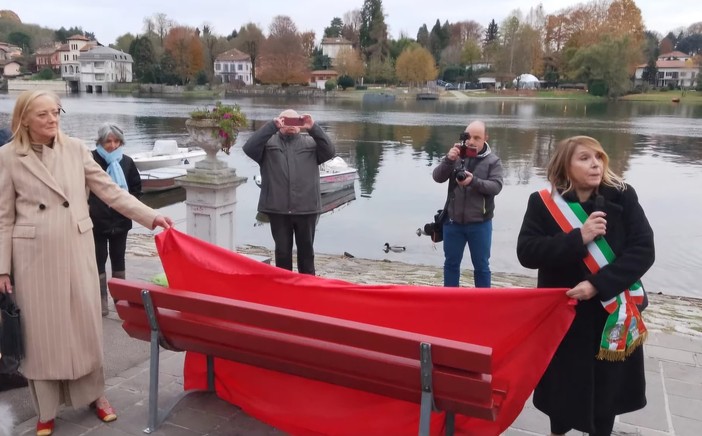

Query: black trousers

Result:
[267,213,318,275]
[93,230,128,274]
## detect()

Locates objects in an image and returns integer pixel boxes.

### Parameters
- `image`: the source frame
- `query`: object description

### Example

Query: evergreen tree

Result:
[359,0,388,61]
[484,19,498,44]
[416,24,429,48]
[129,36,157,82]
[324,18,343,38]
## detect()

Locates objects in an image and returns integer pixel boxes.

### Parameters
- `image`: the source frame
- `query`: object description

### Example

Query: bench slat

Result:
[110,280,492,373]
[110,279,501,421]
[116,302,494,400]
[119,318,499,420]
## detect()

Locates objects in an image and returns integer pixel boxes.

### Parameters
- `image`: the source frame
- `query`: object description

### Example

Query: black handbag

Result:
[0,292,23,373]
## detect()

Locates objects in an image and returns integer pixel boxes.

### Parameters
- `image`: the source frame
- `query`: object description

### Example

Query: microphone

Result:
[594,195,605,212]
[594,195,605,241]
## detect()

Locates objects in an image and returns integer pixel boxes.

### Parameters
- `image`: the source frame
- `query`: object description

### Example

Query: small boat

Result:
[131,140,206,171]
[253,156,358,195]
[139,164,191,193]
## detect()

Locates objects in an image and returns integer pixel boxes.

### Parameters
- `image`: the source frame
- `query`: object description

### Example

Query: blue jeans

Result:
[442,219,493,288]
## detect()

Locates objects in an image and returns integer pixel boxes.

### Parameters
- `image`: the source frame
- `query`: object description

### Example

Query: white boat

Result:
[131,140,206,171]
[253,156,358,194]
[140,165,190,193]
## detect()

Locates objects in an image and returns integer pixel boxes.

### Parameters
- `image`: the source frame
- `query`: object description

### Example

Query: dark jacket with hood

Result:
[516,184,655,433]
[243,121,335,215]
[432,143,503,223]
[88,150,142,234]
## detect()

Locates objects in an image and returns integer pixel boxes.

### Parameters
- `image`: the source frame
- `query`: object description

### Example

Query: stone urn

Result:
[185,118,238,171]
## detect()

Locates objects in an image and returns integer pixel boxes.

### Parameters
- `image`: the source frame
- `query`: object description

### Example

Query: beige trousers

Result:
[27,367,105,422]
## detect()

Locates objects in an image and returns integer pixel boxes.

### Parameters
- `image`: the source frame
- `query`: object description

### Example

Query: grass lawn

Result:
[620,90,702,103]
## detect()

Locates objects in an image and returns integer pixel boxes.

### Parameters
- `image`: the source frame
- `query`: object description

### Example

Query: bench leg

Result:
[445,412,455,436]
[418,342,435,436]
[145,328,160,434]
[141,290,216,434]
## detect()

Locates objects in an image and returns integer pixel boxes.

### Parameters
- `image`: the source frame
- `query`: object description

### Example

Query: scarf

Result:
[96,145,128,190]
[538,189,647,361]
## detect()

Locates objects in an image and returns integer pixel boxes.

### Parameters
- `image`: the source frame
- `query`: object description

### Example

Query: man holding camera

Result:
[243,109,335,275]
[432,120,504,288]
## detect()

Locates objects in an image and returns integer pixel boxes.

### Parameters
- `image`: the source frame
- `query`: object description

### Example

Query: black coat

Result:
[516,184,655,433]
[88,151,142,234]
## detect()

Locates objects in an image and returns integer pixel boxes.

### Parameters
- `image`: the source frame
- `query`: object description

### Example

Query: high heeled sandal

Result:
[36,419,54,436]
[90,400,117,422]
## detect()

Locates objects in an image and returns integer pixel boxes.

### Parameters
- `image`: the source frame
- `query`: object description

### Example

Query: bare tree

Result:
[233,23,265,83]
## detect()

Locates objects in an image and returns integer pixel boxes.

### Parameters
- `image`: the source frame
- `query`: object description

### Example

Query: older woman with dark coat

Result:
[89,123,142,316]
[517,136,655,436]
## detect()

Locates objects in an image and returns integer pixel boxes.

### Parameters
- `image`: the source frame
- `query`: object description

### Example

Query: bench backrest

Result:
[109,278,503,420]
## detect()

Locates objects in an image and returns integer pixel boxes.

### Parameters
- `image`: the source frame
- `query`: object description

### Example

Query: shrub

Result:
[195,70,208,85]
[324,79,337,91]
[35,68,55,80]
[355,85,368,90]
[337,75,355,90]
[588,80,608,97]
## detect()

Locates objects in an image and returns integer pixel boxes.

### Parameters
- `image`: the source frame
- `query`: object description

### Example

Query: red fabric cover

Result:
[155,229,574,436]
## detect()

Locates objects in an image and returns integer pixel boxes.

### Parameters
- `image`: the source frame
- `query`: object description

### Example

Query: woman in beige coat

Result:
[0,90,173,436]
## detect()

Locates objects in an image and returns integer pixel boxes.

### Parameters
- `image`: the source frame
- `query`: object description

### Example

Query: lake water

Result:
[1,93,701,298]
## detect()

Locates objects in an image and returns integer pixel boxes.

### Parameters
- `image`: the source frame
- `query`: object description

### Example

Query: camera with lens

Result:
[453,132,471,181]
[458,132,470,159]
[453,165,468,182]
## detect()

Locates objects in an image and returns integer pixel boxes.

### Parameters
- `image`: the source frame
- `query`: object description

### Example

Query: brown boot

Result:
[99,273,108,316]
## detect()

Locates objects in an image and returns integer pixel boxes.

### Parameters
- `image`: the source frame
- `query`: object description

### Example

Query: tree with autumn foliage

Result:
[164,26,204,84]
[334,47,365,79]
[395,45,438,87]
[257,16,309,85]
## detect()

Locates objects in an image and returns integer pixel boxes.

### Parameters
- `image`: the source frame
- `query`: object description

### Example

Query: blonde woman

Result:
[517,136,654,435]
[0,90,172,436]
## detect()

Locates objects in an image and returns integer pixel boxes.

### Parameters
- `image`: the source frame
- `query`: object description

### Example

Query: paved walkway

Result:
[9,252,702,436]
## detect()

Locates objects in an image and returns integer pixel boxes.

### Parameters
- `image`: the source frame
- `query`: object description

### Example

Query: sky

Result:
[3,0,699,47]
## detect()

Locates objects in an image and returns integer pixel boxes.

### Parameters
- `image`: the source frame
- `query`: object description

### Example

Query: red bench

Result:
[108,278,507,435]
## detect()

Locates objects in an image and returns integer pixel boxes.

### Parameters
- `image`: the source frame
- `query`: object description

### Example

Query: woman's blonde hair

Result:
[10,90,68,154]
[546,135,626,193]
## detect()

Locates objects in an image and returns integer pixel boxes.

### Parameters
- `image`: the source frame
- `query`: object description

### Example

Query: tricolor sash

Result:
[539,189,647,360]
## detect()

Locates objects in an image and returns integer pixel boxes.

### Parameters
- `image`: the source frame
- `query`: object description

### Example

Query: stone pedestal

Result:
[179,118,247,250]
[175,167,247,251]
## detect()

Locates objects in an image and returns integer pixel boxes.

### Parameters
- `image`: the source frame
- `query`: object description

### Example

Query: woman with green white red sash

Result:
[517,136,654,436]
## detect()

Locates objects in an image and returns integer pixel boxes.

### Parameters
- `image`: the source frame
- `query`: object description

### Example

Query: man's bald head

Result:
[467,120,486,136]
[279,109,300,118]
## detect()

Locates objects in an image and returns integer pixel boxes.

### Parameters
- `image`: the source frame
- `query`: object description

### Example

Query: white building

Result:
[634,51,699,88]
[79,46,133,93]
[214,48,253,85]
[321,37,353,64]
[60,34,95,80]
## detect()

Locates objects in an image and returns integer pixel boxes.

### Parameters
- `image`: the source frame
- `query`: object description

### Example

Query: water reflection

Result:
[1,93,701,297]
[254,186,357,226]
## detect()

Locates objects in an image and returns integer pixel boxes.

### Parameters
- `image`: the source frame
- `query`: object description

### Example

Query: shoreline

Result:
[126,234,702,337]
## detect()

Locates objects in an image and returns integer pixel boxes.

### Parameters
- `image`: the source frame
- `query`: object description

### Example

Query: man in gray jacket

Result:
[432,120,503,288]
[243,109,335,275]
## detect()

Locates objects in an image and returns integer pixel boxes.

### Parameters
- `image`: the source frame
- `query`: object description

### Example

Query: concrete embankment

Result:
[126,233,702,337]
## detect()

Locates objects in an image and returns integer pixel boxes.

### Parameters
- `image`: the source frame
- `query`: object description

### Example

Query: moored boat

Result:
[131,140,206,171]
[253,156,358,194]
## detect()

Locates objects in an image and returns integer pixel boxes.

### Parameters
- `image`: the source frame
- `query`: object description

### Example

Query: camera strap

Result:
[440,175,457,219]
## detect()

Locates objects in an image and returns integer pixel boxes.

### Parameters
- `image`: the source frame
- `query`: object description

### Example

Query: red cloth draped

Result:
[155,229,574,436]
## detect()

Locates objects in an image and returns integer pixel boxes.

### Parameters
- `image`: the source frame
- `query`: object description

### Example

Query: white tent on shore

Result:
[513,74,540,89]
